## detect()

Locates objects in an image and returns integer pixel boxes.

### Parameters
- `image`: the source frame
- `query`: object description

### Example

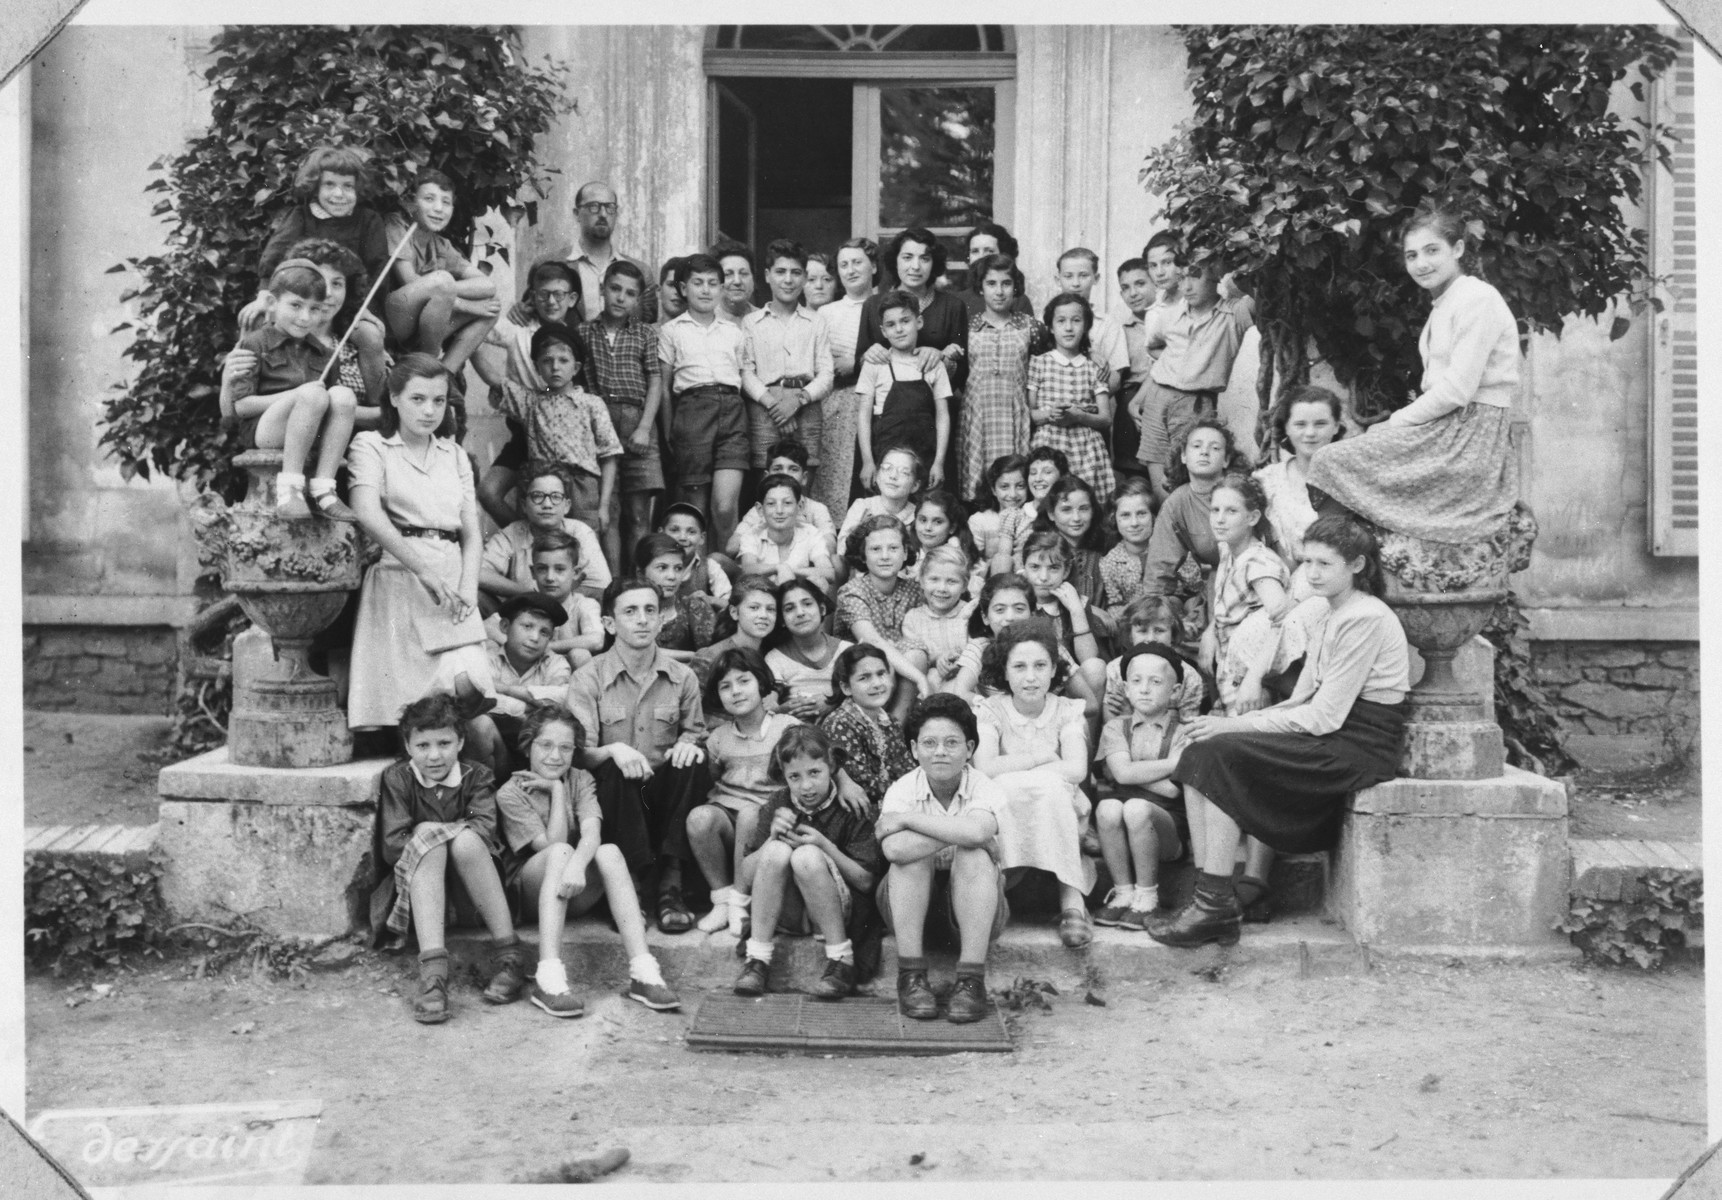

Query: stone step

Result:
[1570,837,1701,898]
[1569,837,1703,948]
[24,823,157,861]
[446,912,1366,995]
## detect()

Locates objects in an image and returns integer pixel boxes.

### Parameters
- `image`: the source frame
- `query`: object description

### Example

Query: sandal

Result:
[657,884,694,934]
[1058,907,1093,949]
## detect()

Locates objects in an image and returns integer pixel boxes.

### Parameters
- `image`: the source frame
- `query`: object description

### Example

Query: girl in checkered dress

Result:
[1027,293,1116,507]
[957,254,1044,502]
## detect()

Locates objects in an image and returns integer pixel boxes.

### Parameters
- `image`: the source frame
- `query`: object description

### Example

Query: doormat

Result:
[686,992,1013,1056]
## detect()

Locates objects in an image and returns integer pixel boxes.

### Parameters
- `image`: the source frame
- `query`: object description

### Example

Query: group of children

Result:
[223,144,1377,1028]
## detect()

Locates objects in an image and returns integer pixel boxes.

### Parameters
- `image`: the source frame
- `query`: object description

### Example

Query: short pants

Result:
[747,385,823,470]
[493,417,529,472]
[606,398,665,492]
[1136,379,1218,469]
[568,468,603,528]
[670,384,749,487]
[875,862,1009,945]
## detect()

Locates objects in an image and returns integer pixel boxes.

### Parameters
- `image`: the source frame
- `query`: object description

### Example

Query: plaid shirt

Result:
[578,316,659,408]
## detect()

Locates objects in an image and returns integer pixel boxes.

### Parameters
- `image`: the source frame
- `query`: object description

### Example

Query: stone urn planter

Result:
[1384,581,1507,780]
[217,450,361,768]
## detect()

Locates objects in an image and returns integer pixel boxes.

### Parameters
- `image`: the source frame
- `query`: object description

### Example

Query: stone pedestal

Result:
[1328,767,1573,958]
[220,451,360,769]
[157,748,390,936]
[1388,588,1507,781]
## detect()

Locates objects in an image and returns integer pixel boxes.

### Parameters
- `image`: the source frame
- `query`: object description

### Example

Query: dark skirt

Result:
[1170,698,1407,854]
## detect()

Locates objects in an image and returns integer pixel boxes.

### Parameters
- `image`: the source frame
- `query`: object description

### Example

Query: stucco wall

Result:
[22,23,1696,642]
[25,26,216,604]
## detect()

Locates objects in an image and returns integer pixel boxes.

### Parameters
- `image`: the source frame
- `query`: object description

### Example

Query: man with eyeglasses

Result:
[873,693,1009,1024]
[563,182,656,324]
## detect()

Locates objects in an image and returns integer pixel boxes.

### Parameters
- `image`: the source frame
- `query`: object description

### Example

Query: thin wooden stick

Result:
[318,226,413,384]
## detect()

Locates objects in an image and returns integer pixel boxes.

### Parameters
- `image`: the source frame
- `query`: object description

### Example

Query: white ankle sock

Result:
[307,477,336,496]
[696,888,733,933]
[1130,884,1158,911]
[535,958,569,993]
[727,890,750,936]
[745,938,775,964]
[628,953,665,987]
[824,939,853,962]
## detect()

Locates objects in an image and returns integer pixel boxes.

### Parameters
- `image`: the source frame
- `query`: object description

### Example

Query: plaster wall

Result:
[20,24,1698,639]
[25,26,216,604]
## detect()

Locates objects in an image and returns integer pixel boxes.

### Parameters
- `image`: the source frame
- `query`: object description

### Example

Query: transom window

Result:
[712,26,1008,54]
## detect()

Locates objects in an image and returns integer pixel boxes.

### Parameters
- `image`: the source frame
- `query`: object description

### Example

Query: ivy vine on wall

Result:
[98,26,572,494]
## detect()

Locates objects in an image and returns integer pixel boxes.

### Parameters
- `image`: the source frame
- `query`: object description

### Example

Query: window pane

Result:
[878,87,995,230]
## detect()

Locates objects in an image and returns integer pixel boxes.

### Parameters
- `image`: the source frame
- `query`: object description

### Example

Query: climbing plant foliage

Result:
[1141,25,1679,431]
[99,26,571,492]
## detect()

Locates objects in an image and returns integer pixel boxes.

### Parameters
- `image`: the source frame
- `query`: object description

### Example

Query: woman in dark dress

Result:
[1146,516,1410,948]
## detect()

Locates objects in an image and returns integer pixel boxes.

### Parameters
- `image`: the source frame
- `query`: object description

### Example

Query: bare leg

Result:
[685,804,736,890]
[312,386,359,481]
[478,465,519,530]
[884,856,936,960]
[441,310,497,376]
[464,715,506,780]
[790,844,849,943]
[385,271,455,351]
[731,806,762,890]
[448,827,515,940]
[1188,785,1244,877]
[348,318,388,406]
[252,382,330,478]
[746,839,794,943]
[408,843,451,951]
[1095,797,1132,888]
[594,844,652,961]
[949,847,1000,965]
[518,842,577,960]
[710,468,744,556]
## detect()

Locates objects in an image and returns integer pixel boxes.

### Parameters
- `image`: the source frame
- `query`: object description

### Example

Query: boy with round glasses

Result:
[874,693,1009,1024]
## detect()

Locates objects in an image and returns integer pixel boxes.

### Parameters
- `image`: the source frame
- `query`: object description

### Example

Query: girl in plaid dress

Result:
[958,255,1044,502]
[1028,293,1116,507]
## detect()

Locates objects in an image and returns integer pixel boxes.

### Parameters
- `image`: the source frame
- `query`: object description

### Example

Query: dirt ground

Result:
[24,948,1706,1185]
[23,711,173,828]
[21,713,1708,1183]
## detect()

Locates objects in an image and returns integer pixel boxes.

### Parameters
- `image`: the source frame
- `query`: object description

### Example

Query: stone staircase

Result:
[26,817,1701,987]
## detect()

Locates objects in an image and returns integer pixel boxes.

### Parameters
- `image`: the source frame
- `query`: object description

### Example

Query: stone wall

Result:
[24,624,177,714]
[1533,641,1699,747]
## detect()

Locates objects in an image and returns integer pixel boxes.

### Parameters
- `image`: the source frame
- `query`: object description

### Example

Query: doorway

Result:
[708,72,1013,294]
[710,77,854,266]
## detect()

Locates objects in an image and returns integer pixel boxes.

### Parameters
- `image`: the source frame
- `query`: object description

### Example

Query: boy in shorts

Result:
[1136,253,1256,501]
[372,694,525,1025]
[1094,643,1190,928]
[219,258,360,521]
[580,259,665,569]
[659,253,750,553]
[740,240,833,495]
[384,169,500,379]
[875,693,1009,1024]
